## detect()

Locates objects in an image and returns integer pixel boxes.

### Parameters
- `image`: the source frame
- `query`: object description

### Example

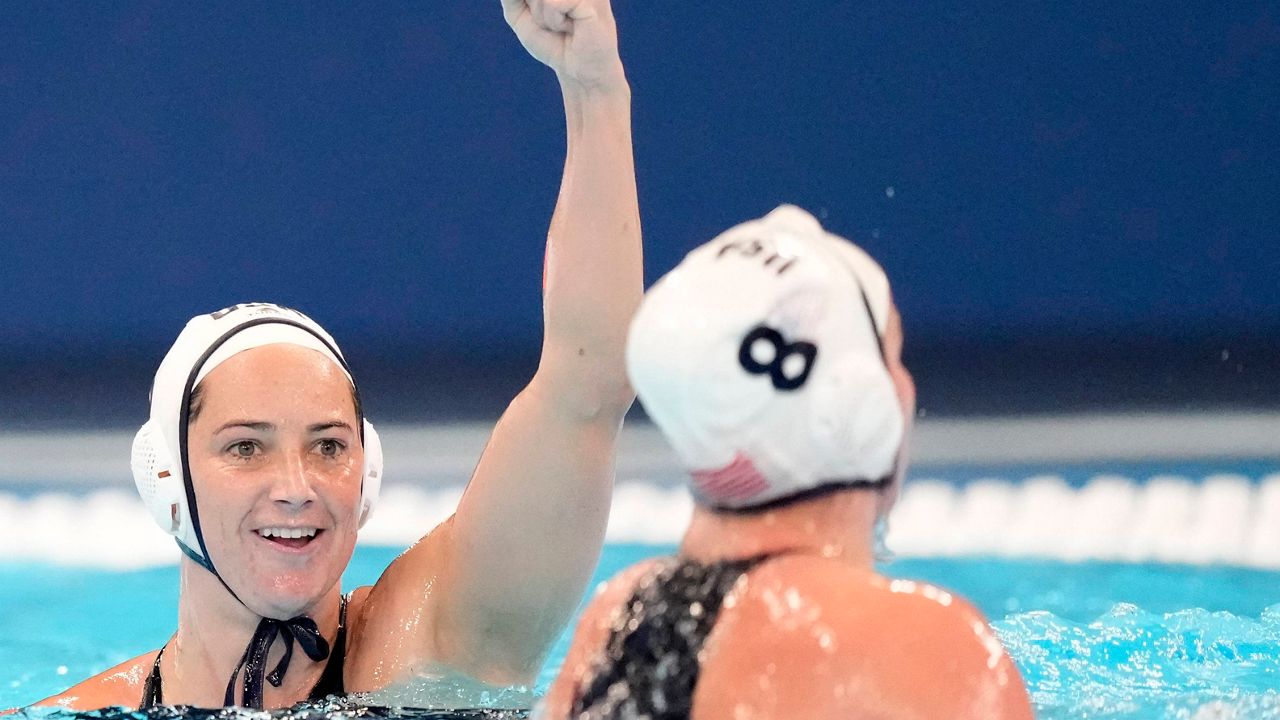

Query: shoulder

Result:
[696,560,1032,720]
[730,556,994,644]
[29,650,160,712]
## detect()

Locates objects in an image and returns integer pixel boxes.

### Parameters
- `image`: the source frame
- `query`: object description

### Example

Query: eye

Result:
[228,440,259,459]
[316,439,345,458]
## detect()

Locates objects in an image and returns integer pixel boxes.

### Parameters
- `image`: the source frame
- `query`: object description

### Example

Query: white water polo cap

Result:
[626,205,904,510]
[131,303,384,564]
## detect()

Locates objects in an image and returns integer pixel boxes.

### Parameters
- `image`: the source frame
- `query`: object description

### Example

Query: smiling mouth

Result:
[255,527,323,550]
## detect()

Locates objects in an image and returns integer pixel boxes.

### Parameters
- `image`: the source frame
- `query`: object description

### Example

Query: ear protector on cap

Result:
[131,302,383,563]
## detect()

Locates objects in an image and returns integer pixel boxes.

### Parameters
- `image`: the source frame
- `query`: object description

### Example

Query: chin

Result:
[249,570,337,619]
[220,531,356,618]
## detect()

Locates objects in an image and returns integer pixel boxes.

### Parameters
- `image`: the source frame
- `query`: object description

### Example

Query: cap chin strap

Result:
[225,615,331,708]
[177,540,216,574]
[176,317,359,708]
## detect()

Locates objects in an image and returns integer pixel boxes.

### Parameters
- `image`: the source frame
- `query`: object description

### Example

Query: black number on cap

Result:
[717,239,799,275]
[738,326,818,391]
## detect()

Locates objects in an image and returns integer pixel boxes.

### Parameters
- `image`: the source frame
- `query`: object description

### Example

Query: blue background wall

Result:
[1,1,1277,424]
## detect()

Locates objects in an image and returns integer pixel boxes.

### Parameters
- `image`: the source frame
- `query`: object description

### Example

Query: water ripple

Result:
[997,603,1280,719]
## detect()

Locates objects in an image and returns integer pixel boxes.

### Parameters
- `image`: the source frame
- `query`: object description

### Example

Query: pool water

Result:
[2,544,1278,719]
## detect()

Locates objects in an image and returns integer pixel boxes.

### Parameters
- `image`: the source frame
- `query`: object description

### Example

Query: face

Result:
[186,344,363,619]
[879,303,916,515]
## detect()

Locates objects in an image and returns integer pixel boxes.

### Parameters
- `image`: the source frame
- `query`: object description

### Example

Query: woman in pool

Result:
[542,206,1033,719]
[33,0,640,710]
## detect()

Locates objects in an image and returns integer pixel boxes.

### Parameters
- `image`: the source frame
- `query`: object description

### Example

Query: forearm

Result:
[539,74,642,416]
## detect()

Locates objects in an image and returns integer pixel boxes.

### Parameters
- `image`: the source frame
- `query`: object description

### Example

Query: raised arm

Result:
[351,0,641,687]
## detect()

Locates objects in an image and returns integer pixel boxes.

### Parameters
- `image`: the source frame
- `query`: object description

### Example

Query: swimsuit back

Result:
[571,555,774,720]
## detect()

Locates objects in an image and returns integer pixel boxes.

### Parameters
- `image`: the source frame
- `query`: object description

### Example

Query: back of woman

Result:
[548,553,1028,720]
[694,555,1029,720]
[541,206,1032,720]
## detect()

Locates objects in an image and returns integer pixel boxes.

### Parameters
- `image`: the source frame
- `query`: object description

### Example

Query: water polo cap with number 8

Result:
[625,205,904,510]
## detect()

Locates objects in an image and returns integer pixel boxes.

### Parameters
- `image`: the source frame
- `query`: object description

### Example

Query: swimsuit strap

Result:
[139,644,166,709]
[138,594,350,710]
[571,553,779,720]
[308,593,349,701]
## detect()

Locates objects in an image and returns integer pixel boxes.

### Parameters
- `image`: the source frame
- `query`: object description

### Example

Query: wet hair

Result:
[186,381,363,430]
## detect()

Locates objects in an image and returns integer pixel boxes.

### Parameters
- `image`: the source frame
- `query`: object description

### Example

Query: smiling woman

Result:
[22,0,642,712]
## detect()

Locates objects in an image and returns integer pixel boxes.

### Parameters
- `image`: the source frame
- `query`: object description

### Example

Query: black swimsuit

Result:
[140,594,349,709]
[570,555,775,720]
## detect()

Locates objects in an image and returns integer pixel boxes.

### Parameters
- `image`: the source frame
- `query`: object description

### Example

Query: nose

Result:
[269,447,316,509]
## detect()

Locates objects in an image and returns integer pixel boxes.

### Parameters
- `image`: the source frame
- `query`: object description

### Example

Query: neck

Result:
[163,558,341,708]
[678,488,881,569]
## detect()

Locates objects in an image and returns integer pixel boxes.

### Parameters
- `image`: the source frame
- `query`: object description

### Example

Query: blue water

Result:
[2,545,1278,719]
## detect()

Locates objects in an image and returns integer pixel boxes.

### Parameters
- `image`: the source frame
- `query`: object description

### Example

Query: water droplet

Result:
[651,687,668,712]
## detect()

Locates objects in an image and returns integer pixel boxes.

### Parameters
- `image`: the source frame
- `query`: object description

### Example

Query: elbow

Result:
[563,371,636,424]
[537,339,636,423]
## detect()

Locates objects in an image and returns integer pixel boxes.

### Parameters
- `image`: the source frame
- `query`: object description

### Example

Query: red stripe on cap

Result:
[697,468,761,493]
[692,453,771,503]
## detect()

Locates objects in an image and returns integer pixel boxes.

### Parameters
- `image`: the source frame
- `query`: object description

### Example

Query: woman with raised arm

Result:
[32,0,639,710]
[542,205,1032,720]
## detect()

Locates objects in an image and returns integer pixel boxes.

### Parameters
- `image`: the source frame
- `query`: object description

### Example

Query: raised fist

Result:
[501,0,625,90]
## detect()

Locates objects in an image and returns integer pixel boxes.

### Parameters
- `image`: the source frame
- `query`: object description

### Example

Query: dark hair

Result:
[186,381,363,430]
[187,384,206,424]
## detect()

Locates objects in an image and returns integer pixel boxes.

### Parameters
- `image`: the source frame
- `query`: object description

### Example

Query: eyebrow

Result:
[215,421,275,434]
[308,421,355,434]
[212,420,355,434]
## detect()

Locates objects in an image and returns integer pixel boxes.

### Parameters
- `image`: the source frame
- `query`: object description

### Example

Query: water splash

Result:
[350,668,534,712]
[997,603,1280,719]
[5,697,528,720]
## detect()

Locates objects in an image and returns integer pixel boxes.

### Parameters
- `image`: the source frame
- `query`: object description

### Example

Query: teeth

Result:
[257,527,318,539]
